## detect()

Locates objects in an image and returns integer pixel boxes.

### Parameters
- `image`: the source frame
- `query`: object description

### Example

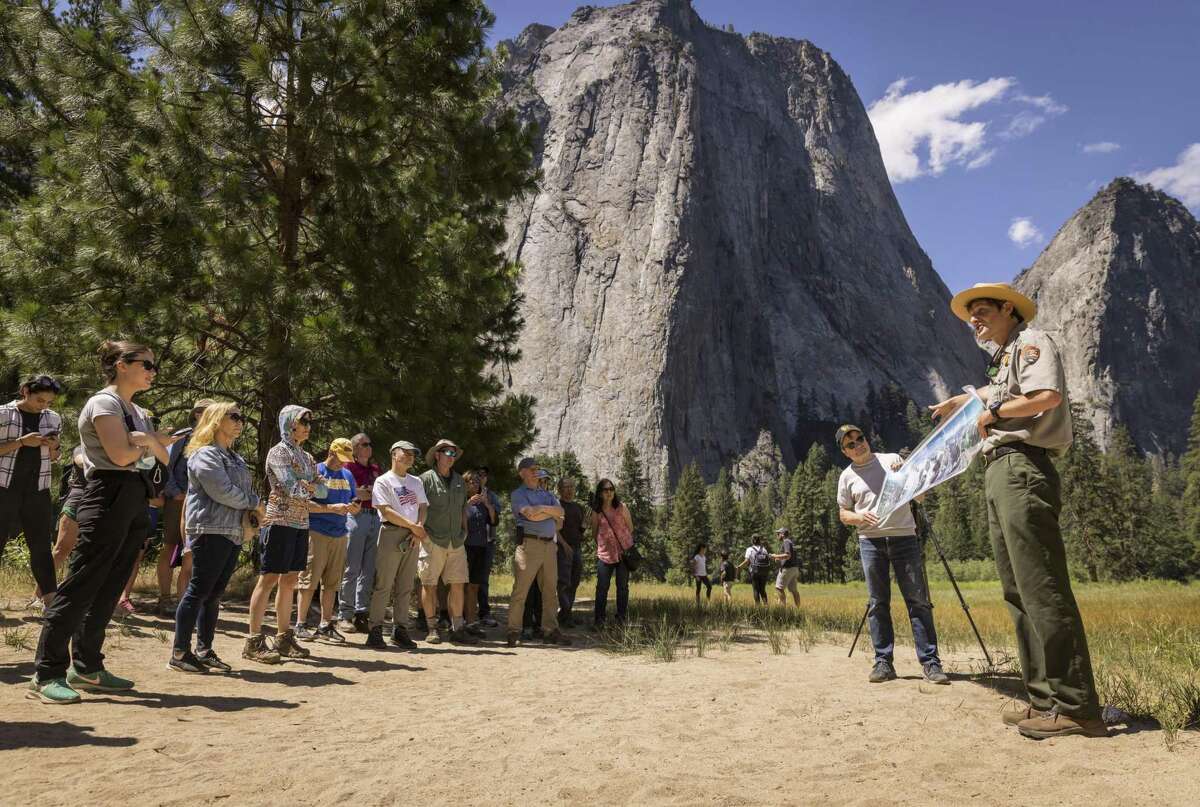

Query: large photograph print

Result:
[871,386,986,521]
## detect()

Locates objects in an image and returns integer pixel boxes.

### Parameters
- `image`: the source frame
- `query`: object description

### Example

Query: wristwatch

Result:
[988,400,1004,421]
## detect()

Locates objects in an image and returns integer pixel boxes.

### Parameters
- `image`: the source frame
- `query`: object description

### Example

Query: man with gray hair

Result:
[507,458,571,647]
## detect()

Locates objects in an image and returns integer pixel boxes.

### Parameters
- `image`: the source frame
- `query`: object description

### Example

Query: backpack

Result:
[749,544,772,574]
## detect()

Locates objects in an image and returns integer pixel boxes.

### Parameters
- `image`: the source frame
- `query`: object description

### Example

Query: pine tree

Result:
[668,463,710,576]
[706,468,737,554]
[736,486,771,554]
[1102,426,1153,580]
[0,0,537,472]
[1059,405,1110,581]
[1182,390,1200,567]
[931,478,974,561]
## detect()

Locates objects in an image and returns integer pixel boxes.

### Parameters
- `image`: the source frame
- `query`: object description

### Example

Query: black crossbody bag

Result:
[600,507,641,573]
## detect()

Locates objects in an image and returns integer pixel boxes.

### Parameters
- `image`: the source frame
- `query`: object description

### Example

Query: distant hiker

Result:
[772,527,800,607]
[718,551,736,603]
[737,536,773,606]
[836,424,948,685]
[690,543,713,604]
[931,282,1104,738]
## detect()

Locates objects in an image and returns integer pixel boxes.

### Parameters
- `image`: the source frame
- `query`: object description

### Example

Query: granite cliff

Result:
[1014,178,1200,455]
[497,0,980,489]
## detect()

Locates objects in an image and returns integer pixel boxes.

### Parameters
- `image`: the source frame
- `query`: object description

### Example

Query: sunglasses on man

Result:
[842,435,866,450]
[440,448,458,458]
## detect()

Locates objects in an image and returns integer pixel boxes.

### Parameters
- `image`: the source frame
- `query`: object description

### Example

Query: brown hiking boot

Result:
[1017,712,1108,739]
[242,635,282,665]
[506,630,519,648]
[1001,702,1051,726]
[543,629,573,647]
[276,629,311,659]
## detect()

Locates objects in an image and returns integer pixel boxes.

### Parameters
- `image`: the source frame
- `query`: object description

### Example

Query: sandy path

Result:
[0,603,1194,806]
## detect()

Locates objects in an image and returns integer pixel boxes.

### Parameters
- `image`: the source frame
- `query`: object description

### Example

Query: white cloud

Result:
[1134,143,1200,207]
[1082,141,1121,154]
[1008,217,1044,248]
[868,78,1065,183]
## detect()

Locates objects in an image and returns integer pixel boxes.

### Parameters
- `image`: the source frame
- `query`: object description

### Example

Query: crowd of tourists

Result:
[0,339,645,703]
[4,280,1108,740]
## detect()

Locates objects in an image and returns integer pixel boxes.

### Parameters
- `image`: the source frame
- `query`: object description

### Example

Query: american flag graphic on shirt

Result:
[394,485,420,507]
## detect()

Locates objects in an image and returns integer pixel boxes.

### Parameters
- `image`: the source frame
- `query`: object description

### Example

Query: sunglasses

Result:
[601,486,615,492]
[842,436,866,450]
[127,358,159,373]
[297,417,312,426]
[228,412,245,423]
[440,448,458,458]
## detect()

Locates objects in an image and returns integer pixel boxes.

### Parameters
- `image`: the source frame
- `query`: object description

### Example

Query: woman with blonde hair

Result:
[169,401,268,672]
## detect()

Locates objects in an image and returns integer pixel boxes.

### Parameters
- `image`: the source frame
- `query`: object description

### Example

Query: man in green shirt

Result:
[417,439,477,645]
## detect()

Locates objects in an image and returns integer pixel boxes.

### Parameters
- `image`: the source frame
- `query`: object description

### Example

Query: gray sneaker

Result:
[923,662,950,685]
[868,660,897,683]
[294,623,318,642]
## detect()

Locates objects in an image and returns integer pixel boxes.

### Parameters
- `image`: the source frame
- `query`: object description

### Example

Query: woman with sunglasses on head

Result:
[0,375,65,609]
[244,404,320,663]
[28,341,174,704]
[169,402,265,672]
[589,478,634,629]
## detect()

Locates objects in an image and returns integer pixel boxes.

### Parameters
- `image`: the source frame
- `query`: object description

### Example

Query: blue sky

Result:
[486,0,1200,292]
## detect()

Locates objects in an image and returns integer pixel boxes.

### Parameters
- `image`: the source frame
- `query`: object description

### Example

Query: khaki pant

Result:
[298,530,349,590]
[507,538,558,633]
[368,524,419,631]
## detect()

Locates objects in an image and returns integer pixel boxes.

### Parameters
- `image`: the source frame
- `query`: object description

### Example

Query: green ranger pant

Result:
[985,451,1101,720]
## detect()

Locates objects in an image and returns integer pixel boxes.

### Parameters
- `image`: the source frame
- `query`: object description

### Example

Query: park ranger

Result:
[929,282,1106,740]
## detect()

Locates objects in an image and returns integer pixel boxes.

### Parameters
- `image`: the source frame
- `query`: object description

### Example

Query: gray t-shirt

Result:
[78,390,151,478]
[837,453,917,538]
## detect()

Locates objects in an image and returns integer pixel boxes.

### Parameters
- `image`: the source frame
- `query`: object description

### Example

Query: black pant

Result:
[478,541,496,617]
[694,575,712,600]
[557,545,583,621]
[0,478,57,595]
[35,472,150,679]
[523,579,542,630]
[751,572,770,604]
[595,560,629,624]
[173,534,240,653]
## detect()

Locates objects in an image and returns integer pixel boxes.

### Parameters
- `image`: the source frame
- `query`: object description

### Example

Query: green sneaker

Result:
[26,676,82,704]
[66,665,134,692]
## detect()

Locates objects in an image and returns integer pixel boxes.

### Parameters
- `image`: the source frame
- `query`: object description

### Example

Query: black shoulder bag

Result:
[600,507,641,573]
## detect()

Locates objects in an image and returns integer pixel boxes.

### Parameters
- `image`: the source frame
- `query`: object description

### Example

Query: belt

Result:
[983,442,1046,466]
[520,531,555,541]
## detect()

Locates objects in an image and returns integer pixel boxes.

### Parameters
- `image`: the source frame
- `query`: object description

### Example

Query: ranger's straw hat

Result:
[950,283,1037,324]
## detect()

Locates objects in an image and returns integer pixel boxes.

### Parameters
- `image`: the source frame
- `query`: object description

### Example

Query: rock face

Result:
[497,0,980,490]
[1014,178,1200,454]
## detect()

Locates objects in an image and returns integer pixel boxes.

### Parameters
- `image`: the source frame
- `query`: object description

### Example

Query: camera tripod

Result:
[848,502,992,666]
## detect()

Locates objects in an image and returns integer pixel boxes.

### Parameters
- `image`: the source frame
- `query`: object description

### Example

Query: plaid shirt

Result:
[0,401,62,491]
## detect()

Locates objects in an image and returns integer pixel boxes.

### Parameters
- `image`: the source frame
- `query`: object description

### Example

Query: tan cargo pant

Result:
[507,537,559,633]
[368,524,418,631]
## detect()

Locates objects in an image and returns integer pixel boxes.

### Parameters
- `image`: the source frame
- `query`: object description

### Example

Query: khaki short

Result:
[776,566,800,593]
[418,541,469,586]
[298,530,349,591]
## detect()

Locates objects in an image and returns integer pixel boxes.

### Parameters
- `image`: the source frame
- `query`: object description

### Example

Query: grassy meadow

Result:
[3,561,1198,741]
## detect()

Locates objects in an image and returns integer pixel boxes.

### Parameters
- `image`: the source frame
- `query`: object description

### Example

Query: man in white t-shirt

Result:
[836,424,949,685]
[363,440,428,650]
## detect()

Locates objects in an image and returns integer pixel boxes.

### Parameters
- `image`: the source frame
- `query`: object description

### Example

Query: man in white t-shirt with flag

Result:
[836,424,949,685]
[364,440,428,650]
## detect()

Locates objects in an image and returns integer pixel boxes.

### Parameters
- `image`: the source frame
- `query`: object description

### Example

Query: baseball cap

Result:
[328,438,354,463]
[535,468,550,479]
[835,424,865,446]
[390,440,419,454]
[517,457,537,471]
[775,527,789,535]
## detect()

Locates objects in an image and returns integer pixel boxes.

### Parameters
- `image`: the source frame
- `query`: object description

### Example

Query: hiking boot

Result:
[294,623,318,642]
[364,626,386,649]
[67,665,134,693]
[336,618,358,635]
[1018,712,1108,740]
[1001,702,1051,726]
[195,649,232,672]
[167,649,209,674]
[352,612,369,634]
[390,626,417,649]
[426,627,448,645]
[481,617,498,628]
[450,628,480,645]
[276,629,311,659]
[26,676,81,704]
[543,629,573,647]
[922,662,950,685]
[868,661,897,683]
[314,623,346,644]
[506,630,519,647]
[242,635,282,665]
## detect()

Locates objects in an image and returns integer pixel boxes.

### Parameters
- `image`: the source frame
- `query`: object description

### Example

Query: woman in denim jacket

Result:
[169,401,267,672]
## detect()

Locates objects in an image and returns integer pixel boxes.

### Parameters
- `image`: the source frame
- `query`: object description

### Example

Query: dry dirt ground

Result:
[1,601,1195,806]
